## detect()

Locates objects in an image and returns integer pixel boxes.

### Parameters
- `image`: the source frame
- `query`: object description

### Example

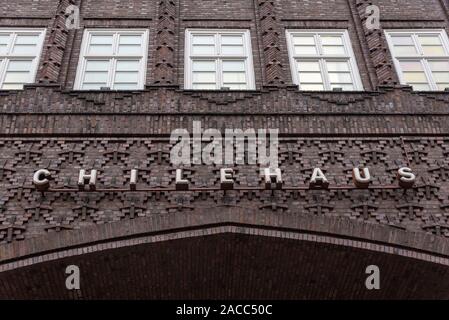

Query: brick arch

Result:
[2,207,449,269]
[1,207,449,299]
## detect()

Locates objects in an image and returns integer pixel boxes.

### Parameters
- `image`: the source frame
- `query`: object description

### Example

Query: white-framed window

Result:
[286,30,363,91]
[385,29,449,91]
[74,29,149,90]
[0,28,46,90]
[184,29,255,90]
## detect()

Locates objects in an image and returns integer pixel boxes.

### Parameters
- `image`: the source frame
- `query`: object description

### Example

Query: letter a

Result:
[365,265,380,290]
[65,265,80,290]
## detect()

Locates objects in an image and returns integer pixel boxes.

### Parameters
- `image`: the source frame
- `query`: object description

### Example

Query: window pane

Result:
[192,45,215,55]
[418,36,441,46]
[297,60,320,72]
[15,35,38,45]
[0,33,11,45]
[428,60,449,71]
[411,83,430,90]
[300,84,324,91]
[116,60,140,71]
[88,44,113,55]
[437,83,449,90]
[320,36,343,46]
[0,44,8,55]
[90,35,113,45]
[119,35,142,45]
[329,72,352,83]
[192,35,215,45]
[221,35,243,45]
[433,72,449,83]
[393,46,417,55]
[326,61,350,72]
[7,60,32,72]
[84,71,108,83]
[298,72,323,83]
[222,60,245,72]
[293,36,315,45]
[118,35,142,55]
[422,46,445,56]
[391,36,414,46]
[399,60,423,72]
[113,83,139,90]
[114,71,139,83]
[2,83,24,90]
[193,72,216,83]
[85,60,110,71]
[192,60,216,72]
[11,44,37,55]
[223,72,246,83]
[4,71,30,83]
[403,72,428,83]
[221,45,244,55]
[88,35,113,55]
[322,46,345,55]
[294,45,317,55]
[118,44,142,55]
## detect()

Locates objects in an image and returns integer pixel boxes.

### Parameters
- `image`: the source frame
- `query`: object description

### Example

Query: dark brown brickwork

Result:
[0,0,449,299]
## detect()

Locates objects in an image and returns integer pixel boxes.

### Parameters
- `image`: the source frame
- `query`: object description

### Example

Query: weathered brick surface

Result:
[0,0,448,299]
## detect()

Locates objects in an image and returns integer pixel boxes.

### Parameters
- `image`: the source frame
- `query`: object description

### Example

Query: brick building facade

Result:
[1,0,449,299]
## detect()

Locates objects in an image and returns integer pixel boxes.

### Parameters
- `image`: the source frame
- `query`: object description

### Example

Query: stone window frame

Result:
[384,29,449,91]
[285,29,364,92]
[0,28,46,90]
[74,29,149,91]
[184,29,256,90]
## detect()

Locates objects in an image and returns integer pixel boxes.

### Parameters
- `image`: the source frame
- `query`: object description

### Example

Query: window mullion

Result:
[320,58,331,90]
[316,34,323,56]
[113,32,119,56]
[412,34,423,56]
[8,33,17,56]
[217,58,222,90]
[0,59,8,88]
[422,58,437,90]
[109,58,116,89]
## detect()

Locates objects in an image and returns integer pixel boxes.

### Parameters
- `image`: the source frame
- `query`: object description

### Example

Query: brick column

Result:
[153,0,177,85]
[354,0,399,87]
[38,0,77,84]
[256,0,285,86]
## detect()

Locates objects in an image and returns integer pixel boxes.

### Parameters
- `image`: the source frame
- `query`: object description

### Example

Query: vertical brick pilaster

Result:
[38,0,76,84]
[256,0,285,86]
[355,0,399,87]
[153,0,177,85]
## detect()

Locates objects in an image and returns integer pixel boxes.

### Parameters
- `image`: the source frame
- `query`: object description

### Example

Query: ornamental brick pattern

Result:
[354,0,398,87]
[1,136,449,244]
[153,0,177,85]
[257,0,285,85]
[0,0,448,299]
